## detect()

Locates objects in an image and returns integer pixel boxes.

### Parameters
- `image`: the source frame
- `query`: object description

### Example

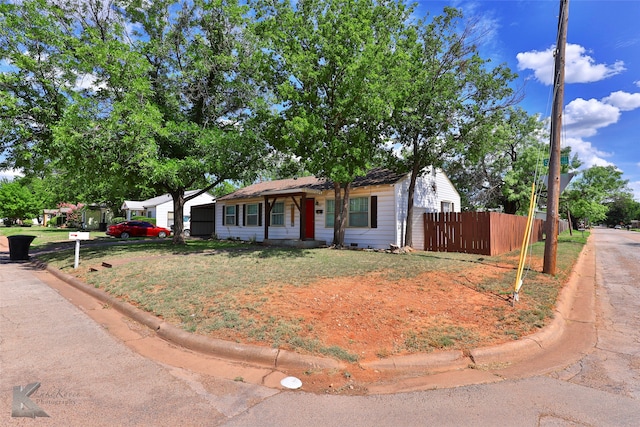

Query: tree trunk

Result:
[333,182,350,247]
[404,167,419,248]
[567,208,573,236]
[171,190,186,245]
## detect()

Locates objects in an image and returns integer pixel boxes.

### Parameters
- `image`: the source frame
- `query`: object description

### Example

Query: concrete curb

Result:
[30,234,592,374]
[471,234,592,367]
[41,262,343,371]
[362,350,469,372]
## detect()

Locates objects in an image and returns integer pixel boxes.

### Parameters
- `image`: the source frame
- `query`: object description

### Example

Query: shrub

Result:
[110,217,125,224]
[132,216,155,225]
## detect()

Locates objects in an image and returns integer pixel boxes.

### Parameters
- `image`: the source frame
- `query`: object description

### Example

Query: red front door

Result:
[305,198,315,239]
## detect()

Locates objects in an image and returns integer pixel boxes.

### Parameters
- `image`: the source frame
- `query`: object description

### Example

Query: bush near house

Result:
[132,216,155,225]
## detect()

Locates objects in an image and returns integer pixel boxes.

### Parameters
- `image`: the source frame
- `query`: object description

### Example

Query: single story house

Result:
[43,205,112,230]
[121,190,216,236]
[216,167,460,249]
[83,204,112,230]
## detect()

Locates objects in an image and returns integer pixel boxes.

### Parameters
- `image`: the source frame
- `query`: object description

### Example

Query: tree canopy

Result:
[563,165,631,227]
[387,7,517,245]
[0,179,42,224]
[2,0,271,243]
[253,0,409,246]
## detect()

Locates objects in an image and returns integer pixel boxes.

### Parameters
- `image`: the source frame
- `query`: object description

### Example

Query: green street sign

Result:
[543,156,569,167]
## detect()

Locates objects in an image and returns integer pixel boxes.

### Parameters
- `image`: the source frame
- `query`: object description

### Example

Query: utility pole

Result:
[543,0,569,275]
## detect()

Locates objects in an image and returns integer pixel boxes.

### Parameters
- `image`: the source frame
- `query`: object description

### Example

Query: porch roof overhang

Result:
[260,188,323,197]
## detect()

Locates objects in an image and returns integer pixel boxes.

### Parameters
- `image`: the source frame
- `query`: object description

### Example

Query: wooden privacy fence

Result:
[423,211,545,256]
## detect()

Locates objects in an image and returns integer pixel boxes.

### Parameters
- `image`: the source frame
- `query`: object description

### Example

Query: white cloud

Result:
[629,181,640,202]
[563,136,613,168]
[602,91,640,111]
[0,168,23,181]
[557,91,640,175]
[74,73,107,92]
[517,43,625,86]
[563,98,620,138]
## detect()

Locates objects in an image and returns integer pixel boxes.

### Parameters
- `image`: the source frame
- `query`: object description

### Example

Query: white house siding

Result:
[217,199,266,242]
[151,193,215,229]
[217,198,319,242]
[216,186,398,249]
[394,168,461,248]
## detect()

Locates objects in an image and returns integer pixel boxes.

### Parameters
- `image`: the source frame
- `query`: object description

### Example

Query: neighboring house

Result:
[43,205,112,230]
[43,207,72,227]
[83,204,112,230]
[121,190,216,235]
[216,167,460,249]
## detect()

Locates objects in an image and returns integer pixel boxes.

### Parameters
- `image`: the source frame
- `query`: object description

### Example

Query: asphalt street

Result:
[1,227,639,426]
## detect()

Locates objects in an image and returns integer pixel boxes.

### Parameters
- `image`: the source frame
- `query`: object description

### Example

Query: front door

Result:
[305,198,315,240]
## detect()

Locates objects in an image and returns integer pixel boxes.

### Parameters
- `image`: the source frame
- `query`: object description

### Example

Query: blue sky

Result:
[415,0,640,200]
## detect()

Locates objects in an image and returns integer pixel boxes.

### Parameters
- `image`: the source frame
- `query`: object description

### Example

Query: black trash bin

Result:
[99,222,107,232]
[7,235,36,261]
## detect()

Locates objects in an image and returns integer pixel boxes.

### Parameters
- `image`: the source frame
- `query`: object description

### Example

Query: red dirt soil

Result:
[220,261,542,362]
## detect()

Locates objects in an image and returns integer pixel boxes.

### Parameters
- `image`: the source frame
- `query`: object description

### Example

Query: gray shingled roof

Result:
[218,168,408,201]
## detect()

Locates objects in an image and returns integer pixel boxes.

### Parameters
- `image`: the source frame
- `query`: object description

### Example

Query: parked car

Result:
[169,215,191,237]
[106,221,171,239]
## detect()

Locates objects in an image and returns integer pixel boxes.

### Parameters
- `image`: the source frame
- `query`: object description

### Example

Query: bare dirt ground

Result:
[221,256,555,393]
[230,263,534,360]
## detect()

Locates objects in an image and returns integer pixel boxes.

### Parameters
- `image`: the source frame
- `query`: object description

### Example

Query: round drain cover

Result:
[280,376,302,389]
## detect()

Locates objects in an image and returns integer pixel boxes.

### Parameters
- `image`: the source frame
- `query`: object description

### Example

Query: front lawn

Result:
[29,231,589,365]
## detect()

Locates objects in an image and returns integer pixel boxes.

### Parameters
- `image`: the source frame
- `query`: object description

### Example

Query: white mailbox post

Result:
[69,232,90,269]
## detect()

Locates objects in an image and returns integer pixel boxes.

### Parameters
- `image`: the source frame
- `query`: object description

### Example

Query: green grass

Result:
[404,325,481,352]
[21,228,589,362]
[0,225,100,247]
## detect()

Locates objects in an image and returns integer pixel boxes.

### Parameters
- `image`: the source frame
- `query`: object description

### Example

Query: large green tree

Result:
[253,0,408,246]
[2,0,270,243]
[605,195,640,227]
[0,179,42,224]
[563,165,631,227]
[0,0,82,178]
[388,7,518,247]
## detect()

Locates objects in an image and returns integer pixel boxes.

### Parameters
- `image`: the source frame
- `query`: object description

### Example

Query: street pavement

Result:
[1,227,640,426]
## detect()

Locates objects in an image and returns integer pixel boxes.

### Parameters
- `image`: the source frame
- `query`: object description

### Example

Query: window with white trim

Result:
[224,205,236,226]
[325,197,370,227]
[441,201,453,213]
[325,199,335,228]
[270,202,284,226]
[349,197,369,227]
[246,203,259,226]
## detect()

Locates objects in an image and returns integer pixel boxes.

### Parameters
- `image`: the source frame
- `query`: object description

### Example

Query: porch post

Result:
[264,196,270,239]
[300,194,307,240]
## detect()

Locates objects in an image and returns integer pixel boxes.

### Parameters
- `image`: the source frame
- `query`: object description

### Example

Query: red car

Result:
[106,221,171,239]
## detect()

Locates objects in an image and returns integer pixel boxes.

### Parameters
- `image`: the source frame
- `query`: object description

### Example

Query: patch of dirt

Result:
[193,259,556,394]
[229,263,542,360]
